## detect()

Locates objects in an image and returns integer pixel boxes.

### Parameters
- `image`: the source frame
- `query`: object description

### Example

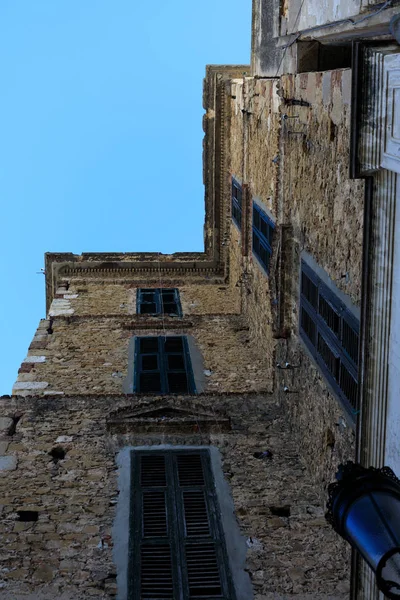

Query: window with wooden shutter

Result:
[137,289,182,317]
[129,450,236,600]
[299,260,360,415]
[252,203,274,274]
[231,178,242,230]
[134,336,196,394]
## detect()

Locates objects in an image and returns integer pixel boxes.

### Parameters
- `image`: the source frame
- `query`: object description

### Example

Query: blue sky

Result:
[0,1,251,394]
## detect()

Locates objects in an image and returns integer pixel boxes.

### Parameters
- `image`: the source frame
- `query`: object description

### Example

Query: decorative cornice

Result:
[45,254,224,313]
[121,320,194,330]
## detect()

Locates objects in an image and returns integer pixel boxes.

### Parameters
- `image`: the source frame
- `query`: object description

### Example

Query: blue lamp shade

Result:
[326,462,400,599]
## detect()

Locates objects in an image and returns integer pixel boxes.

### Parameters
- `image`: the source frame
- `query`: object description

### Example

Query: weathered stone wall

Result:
[228,78,281,386]
[226,68,360,502]
[230,78,280,213]
[282,0,362,34]
[280,69,364,306]
[0,393,351,600]
[275,337,357,501]
[12,314,272,397]
[274,70,361,493]
[50,282,240,317]
[229,78,246,183]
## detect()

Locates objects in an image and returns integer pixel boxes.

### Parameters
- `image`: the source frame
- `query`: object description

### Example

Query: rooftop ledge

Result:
[44,251,223,315]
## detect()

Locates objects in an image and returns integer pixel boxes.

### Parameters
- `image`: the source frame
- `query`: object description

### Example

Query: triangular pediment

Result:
[107,401,231,433]
[109,403,220,422]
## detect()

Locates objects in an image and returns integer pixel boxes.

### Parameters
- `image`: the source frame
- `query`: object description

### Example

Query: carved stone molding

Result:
[106,401,231,434]
[359,44,400,175]
[382,53,400,174]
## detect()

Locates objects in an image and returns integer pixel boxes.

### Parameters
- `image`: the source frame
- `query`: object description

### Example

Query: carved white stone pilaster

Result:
[358,45,399,175]
[382,54,400,174]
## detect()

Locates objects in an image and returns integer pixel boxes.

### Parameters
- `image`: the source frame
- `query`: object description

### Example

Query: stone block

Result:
[0,418,13,432]
[18,363,34,374]
[28,341,48,350]
[0,442,9,455]
[13,521,35,533]
[32,564,55,582]
[23,356,47,363]
[12,381,48,391]
[0,456,17,471]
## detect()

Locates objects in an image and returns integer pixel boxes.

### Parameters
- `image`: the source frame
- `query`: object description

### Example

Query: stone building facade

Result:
[1,2,400,600]
[0,247,354,600]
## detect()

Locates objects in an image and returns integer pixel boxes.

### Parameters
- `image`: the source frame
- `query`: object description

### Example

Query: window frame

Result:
[137,288,182,317]
[134,336,197,395]
[299,260,360,416]
[128,449,236,600]
[231,178,243,230]
[252,202,275,274]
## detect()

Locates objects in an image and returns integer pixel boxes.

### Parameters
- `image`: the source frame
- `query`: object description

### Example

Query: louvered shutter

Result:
[252,203,274,273]
[129,450,236,600]
[299,260,359,414]
[131,453,175,600]
[232,179,242,229]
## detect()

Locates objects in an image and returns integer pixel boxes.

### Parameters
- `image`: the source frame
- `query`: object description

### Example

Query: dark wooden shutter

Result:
[135,337,163,393]
[299,260,359,414]
[135,336,196,394]
[163,337,191,394]
[341,312,359,366]
[131,453,175,600]
[137,289,182,317]
[137,289,160,315]
[129,450,236,600]
[252,203,274,274]
[161,289,182,316]
[231,179,242,230]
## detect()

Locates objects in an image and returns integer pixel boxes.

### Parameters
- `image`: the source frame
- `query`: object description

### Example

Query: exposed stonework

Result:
[12,311,272,397]
[52,282,240,317]
[279,70,364,306]
[0,394,350,599]
[227,68,360,504]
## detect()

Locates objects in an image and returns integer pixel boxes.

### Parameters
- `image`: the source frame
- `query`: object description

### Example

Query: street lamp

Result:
[326,461,400,599]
